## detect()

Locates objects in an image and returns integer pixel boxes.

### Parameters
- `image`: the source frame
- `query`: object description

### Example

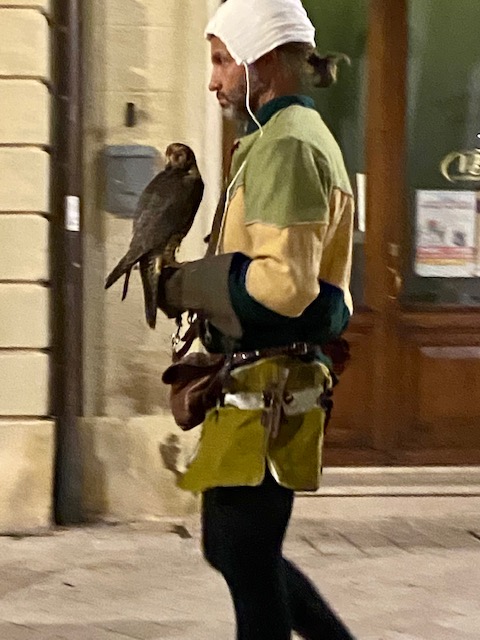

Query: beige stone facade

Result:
[80,0,222,522]
[0,0,222,531]
[0,3,54,532]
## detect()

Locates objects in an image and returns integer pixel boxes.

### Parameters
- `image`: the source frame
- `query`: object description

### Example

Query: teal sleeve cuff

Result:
[228,253,350,349]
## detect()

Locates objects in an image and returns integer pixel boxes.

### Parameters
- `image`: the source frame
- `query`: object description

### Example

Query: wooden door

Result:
[324,0,480,466]
[221,0,480,465]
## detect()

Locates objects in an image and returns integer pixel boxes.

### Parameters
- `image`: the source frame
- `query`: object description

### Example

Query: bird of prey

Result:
[105,143,204,329]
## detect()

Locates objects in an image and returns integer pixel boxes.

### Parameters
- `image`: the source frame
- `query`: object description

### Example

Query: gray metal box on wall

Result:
[104,145,161,217]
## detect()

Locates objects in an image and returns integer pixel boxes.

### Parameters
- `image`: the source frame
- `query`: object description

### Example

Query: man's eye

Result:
[212,54,231,67]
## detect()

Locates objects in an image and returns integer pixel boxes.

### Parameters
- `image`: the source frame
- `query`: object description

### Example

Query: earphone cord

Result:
[243,61,264,136]
[219,62,264,245]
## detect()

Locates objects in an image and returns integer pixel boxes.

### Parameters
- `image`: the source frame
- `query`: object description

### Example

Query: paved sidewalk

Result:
[0,499,479,639]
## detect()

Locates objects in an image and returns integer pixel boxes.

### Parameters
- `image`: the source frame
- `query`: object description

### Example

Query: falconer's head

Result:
[205,0,316,122]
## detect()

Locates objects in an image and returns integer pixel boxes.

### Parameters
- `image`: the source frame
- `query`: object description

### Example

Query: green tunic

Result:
[178,95,354,493]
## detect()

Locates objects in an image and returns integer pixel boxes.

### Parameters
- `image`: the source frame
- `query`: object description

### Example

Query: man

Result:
[158,1,355,638]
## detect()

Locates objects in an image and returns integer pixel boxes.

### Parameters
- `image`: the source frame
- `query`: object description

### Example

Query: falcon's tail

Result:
[105,253,134,292]
[121,270,131,301]
[140,256,161,329]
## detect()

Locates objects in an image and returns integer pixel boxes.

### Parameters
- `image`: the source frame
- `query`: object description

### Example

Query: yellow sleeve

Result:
[245,222,328,317]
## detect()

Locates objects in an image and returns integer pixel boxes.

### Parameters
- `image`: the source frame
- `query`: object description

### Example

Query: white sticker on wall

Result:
[65,196,80,232]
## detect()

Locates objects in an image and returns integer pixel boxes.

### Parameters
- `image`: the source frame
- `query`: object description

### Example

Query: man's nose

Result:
[209,70,221,92]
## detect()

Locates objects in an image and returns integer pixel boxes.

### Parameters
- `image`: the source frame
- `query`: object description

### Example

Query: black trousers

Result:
[202,470,356,640]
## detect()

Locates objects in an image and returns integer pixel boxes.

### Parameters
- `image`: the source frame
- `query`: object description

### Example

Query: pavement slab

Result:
[0,500,479,639]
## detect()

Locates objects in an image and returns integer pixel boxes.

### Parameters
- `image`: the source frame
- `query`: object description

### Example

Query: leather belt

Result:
[228,342,322,370]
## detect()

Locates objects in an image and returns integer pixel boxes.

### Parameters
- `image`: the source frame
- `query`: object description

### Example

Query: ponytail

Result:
[307,51,351,88]
[276,42,350,89]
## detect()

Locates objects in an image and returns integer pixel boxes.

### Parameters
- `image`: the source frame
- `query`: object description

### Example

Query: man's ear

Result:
[257,49,278,70]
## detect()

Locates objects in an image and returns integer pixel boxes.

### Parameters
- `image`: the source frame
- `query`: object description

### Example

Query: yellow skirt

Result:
[178,356,331,493]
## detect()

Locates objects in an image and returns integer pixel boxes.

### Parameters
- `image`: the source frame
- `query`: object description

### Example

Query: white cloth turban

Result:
[205,0,316,65]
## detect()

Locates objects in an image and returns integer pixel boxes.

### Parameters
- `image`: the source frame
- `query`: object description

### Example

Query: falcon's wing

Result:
[130,170,203,257]
[105,169,203,290]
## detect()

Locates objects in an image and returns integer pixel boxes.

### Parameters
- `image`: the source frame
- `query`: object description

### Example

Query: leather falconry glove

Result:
[157,254,243,339]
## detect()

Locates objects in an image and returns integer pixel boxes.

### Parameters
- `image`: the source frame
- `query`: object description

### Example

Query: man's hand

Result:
[156,254,243,339]
[157,265,184,319]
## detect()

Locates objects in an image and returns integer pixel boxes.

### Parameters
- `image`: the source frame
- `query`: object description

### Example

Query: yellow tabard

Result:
[177,356,331,493]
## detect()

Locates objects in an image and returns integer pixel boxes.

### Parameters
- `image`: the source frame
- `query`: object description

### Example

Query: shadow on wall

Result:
[80,414,200,522]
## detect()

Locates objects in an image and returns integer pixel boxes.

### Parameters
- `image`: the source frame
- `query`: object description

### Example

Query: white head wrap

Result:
[205,0,316,65]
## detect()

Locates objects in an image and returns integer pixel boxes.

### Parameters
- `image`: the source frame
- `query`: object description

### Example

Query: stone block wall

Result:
[0,0,223,530]
[81,0,222,521]
[0,1,54,533]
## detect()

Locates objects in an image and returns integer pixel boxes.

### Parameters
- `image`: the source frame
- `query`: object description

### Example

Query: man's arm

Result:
[239,135,332,316]
[239,221,327,317]
[159,136,351,342]
[228,252,350,346]
[158,250,350,346]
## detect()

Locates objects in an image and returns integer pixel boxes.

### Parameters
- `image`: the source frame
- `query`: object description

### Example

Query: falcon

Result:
[105,143,204,329]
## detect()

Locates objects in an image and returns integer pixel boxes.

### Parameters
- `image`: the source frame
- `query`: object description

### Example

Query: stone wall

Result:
[81,0,222,521]
[0,1,54,532]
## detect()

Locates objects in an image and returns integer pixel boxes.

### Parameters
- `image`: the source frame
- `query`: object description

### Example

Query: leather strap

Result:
[229,342,322,370]
[206,140,240,256]
[206,190,227,256]
[172,322,199,362]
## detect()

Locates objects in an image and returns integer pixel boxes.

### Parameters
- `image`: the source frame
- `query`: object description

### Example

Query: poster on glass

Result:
[415,190,479,277]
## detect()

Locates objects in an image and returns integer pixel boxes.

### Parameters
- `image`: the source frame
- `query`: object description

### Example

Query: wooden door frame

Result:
[364,0,409,453]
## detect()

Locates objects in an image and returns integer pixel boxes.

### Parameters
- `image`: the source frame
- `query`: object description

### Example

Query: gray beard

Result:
[222,67,263,124]
[222,104,248,122]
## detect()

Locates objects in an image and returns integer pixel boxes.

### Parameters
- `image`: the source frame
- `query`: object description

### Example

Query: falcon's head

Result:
[165,143,197,170]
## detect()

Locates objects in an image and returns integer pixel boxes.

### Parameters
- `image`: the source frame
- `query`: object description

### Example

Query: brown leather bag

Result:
[161,351,226,430]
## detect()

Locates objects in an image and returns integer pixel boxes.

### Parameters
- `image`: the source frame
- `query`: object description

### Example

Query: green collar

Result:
[246,94,315,134]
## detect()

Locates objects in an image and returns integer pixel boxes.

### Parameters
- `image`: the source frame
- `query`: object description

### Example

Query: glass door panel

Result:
[403,0,480,305]
[304,0,369,306]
